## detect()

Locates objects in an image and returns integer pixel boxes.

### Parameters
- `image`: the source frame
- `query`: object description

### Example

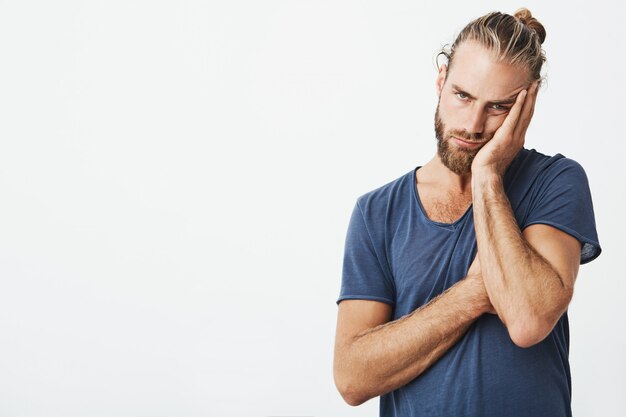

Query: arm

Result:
[333,268,493,406]
[470,81,582,347]
[472,172,581,347]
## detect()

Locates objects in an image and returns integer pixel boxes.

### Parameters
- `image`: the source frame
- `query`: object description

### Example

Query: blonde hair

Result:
[438,8,547,83]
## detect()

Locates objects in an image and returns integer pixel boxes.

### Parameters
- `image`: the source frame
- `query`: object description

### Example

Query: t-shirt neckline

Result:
[412,166,473,229]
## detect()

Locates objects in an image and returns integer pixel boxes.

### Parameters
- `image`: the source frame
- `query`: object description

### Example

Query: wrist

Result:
[471,169,502,194]
[456,276,491,318]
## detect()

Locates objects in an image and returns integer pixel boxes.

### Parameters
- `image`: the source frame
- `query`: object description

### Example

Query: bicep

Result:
[522,223,582,291]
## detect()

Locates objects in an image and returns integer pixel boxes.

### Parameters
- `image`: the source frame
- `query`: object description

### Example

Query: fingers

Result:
[502,87,528,132]
[514,80,540,139]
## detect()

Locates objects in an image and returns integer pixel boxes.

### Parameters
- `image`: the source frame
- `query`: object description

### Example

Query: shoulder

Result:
[515,148,601,264]
[517,147,586,171]
[355,168,415,219]
[508,148,589,188]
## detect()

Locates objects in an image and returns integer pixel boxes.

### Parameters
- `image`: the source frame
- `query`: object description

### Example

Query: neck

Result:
[420,154,473,195]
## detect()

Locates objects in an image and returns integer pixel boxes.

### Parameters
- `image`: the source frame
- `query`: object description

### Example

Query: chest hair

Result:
[419,189,472,224]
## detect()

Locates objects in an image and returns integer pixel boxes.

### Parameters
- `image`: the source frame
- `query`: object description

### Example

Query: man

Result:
[333,9,601,417]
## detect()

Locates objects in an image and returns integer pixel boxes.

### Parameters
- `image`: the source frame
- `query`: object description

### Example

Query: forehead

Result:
[447,40,529,96]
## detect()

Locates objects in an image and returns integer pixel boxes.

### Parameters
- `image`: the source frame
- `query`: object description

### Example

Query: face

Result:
[434,40,531,175]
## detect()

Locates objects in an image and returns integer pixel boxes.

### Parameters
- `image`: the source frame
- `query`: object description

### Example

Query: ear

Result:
[436,64,447,97]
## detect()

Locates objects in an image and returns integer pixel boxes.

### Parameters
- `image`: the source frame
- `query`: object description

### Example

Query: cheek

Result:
[438,99,461,125]
[485,114,507,133]
[442,95,464,111]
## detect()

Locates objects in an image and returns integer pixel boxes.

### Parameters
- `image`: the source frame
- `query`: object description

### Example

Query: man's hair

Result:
[438,8,547,83]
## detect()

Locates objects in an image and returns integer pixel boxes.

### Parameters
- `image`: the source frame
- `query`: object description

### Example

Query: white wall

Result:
[0,1,623,416]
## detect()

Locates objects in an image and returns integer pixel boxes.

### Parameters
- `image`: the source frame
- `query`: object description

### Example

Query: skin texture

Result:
[333,40,582,406]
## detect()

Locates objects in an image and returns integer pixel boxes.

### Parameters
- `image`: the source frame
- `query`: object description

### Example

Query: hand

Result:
[471,80,540,177]
[466,255,497,315]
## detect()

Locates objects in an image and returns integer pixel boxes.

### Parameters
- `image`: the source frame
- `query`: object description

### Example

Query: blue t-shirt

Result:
[337,148,602,417]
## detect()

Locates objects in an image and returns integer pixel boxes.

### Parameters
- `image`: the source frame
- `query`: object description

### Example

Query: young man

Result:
[333,9,601,417]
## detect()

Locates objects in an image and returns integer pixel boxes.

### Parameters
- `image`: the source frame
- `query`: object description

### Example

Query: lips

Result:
[453,136,484,145]
[452,136,485,149]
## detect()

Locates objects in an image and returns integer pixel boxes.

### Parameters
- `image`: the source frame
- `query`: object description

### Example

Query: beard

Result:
[434,101,490,176]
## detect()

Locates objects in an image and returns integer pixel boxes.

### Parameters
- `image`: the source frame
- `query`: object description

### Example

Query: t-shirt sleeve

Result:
[336,200,395,306]
[522,157,602,264]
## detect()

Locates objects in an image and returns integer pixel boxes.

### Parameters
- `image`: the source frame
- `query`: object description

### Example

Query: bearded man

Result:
[333,8,601,417]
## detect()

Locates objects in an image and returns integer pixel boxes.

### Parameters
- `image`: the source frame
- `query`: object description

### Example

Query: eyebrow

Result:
[451,84,519,105]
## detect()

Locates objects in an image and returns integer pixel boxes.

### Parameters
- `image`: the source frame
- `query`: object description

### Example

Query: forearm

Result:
[471,171,571,345]
[337,276,488,406]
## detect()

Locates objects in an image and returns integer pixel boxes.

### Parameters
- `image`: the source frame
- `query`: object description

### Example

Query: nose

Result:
[465,104,486,137]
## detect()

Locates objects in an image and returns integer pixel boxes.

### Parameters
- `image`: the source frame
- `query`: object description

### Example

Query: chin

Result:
[437,137,479,175]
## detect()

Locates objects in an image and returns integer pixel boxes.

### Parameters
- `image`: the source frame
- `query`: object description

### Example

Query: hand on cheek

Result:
[471,81,540,177]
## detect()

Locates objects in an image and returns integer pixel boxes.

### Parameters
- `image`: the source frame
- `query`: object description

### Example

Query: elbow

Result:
[509,327,545,348]
[333,363,371,406]
[337,383,368,407]
[508,317,555,348]
[507,292,573,349]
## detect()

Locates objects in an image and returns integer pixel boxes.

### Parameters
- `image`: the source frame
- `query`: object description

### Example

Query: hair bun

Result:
[514,8,546,44]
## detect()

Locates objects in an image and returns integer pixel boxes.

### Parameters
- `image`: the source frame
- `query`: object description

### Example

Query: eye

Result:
[489,104,510,111]
[455,92,469,100]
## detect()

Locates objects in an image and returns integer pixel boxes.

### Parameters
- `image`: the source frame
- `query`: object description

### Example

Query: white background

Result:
[0,1,624,416]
